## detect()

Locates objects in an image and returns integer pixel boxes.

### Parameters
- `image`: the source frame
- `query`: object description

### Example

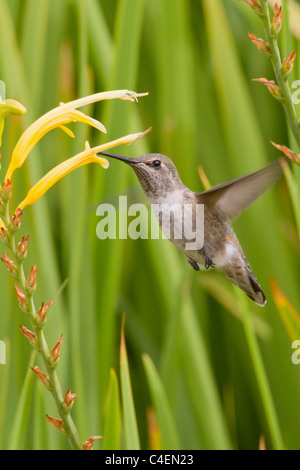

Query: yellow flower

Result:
[0,218,5,230]
[0,98,26,147]
[17,128,151,211]
[5,89,147,180]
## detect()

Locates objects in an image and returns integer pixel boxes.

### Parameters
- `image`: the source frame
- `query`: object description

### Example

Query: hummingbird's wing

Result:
[197,158,285,222]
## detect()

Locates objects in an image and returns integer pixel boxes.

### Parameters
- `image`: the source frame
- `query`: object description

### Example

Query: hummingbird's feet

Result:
[205,257,215,270]
[186,257,200,271]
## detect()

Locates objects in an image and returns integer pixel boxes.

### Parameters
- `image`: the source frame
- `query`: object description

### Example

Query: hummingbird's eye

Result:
[152,160,161,168]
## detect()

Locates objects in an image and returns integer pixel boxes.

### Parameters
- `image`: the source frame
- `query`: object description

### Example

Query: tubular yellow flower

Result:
[0,218,5,230]
[0,98,27,147]
[17,128,151,211]
[6,89,148,181]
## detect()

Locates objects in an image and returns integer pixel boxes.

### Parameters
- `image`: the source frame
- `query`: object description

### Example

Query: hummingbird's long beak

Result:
[97,152,140,165]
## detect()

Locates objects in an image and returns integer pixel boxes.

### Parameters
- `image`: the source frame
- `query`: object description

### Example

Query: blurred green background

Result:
[0,0,300,450]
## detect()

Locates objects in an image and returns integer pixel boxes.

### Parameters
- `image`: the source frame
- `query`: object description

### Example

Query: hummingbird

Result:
[98,151,284,306]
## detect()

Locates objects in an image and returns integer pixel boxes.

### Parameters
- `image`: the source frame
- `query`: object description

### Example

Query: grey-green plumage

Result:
[98,151,284,306]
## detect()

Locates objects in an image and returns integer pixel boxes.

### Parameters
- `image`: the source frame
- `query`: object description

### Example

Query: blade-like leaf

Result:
[120,318,140,450]
[142,354,180,450]
[102,368,121,450]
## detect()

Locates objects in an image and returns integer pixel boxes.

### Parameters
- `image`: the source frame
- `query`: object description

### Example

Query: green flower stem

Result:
[2,200,81,450]
[260,0,300,148]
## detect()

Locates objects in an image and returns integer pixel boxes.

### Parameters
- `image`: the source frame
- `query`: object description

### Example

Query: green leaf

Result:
[7,352,36,450]
[102,368,121,450]
[142,354,181,450]
[120,319,140,450]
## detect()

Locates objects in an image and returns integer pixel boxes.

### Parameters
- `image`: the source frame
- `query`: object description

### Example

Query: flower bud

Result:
[271,141,300,165]
[20,325,39,349]
[16,235,30,260]
[272,3,283,37]
[248,33,271,56]
[45,415,66,435]
[10,208,22,232]
[62,387,78,412]
[241,0,262,15]
[252,78,283,100]
[282,52,296,79]
[82,435,102,450]
[49,334,63,368]
[15,284,28,313]
[27,264,37,292]
[1,251,17,276]
[0,226,8,244]
[36,299,53,327]
[30,366,51,390]
[1,179,12,201]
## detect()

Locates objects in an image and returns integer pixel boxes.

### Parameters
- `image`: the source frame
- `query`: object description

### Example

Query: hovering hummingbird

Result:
[98,151,284,306]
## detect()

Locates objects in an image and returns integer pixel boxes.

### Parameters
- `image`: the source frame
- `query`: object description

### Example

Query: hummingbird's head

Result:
[98,152,183,199]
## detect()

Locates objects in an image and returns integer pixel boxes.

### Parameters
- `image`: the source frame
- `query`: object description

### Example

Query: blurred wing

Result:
[197,158,284,222]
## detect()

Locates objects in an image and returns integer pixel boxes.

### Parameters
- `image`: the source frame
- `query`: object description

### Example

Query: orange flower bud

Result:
[0,226,8,244]
[45,415,66,435]
[252,78,282,100]
[248,33,271,56]
[49,334,63,368]
[27,264,37,292]
[10,208,22,232]
[241,0,262,15]
[82,435,102,450]
[282,52,296,79]
[36,299,53,326]
[62,387,78,412]
[272,3,283,37]
[20,325,39,348]
[1,251,17,276]
[1,179,12,201]
[17,235,30,260]
[15,284,28,313]
[271,141,300,165]
[30,366,51,389]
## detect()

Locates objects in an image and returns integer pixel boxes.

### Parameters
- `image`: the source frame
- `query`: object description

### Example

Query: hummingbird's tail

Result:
[219,261,267,307]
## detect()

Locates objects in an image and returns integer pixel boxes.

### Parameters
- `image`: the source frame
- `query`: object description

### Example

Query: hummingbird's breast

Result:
[150,189,241,270]
[150,190,205,253]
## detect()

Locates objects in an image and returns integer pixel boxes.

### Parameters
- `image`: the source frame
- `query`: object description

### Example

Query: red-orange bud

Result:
[37,299,53,326]
[272,3,283,37]
[1,251,17,276]
[45,415,66,435]
[252,78,282,100]
[248,33,271,55]
[49,334,63,368]
[282,51,296,78]
[82,435,102,450]
[63,387,78,411]
[30,366,51,389]
[241,0,262,15]
[1,179,12,201]
[17,235,30,260]
[27,264,37,291]
[15,284,28,312]
[0,227,8,244]
[10,208,22,232]
[271,141,300,165]
[20,325,38,348]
